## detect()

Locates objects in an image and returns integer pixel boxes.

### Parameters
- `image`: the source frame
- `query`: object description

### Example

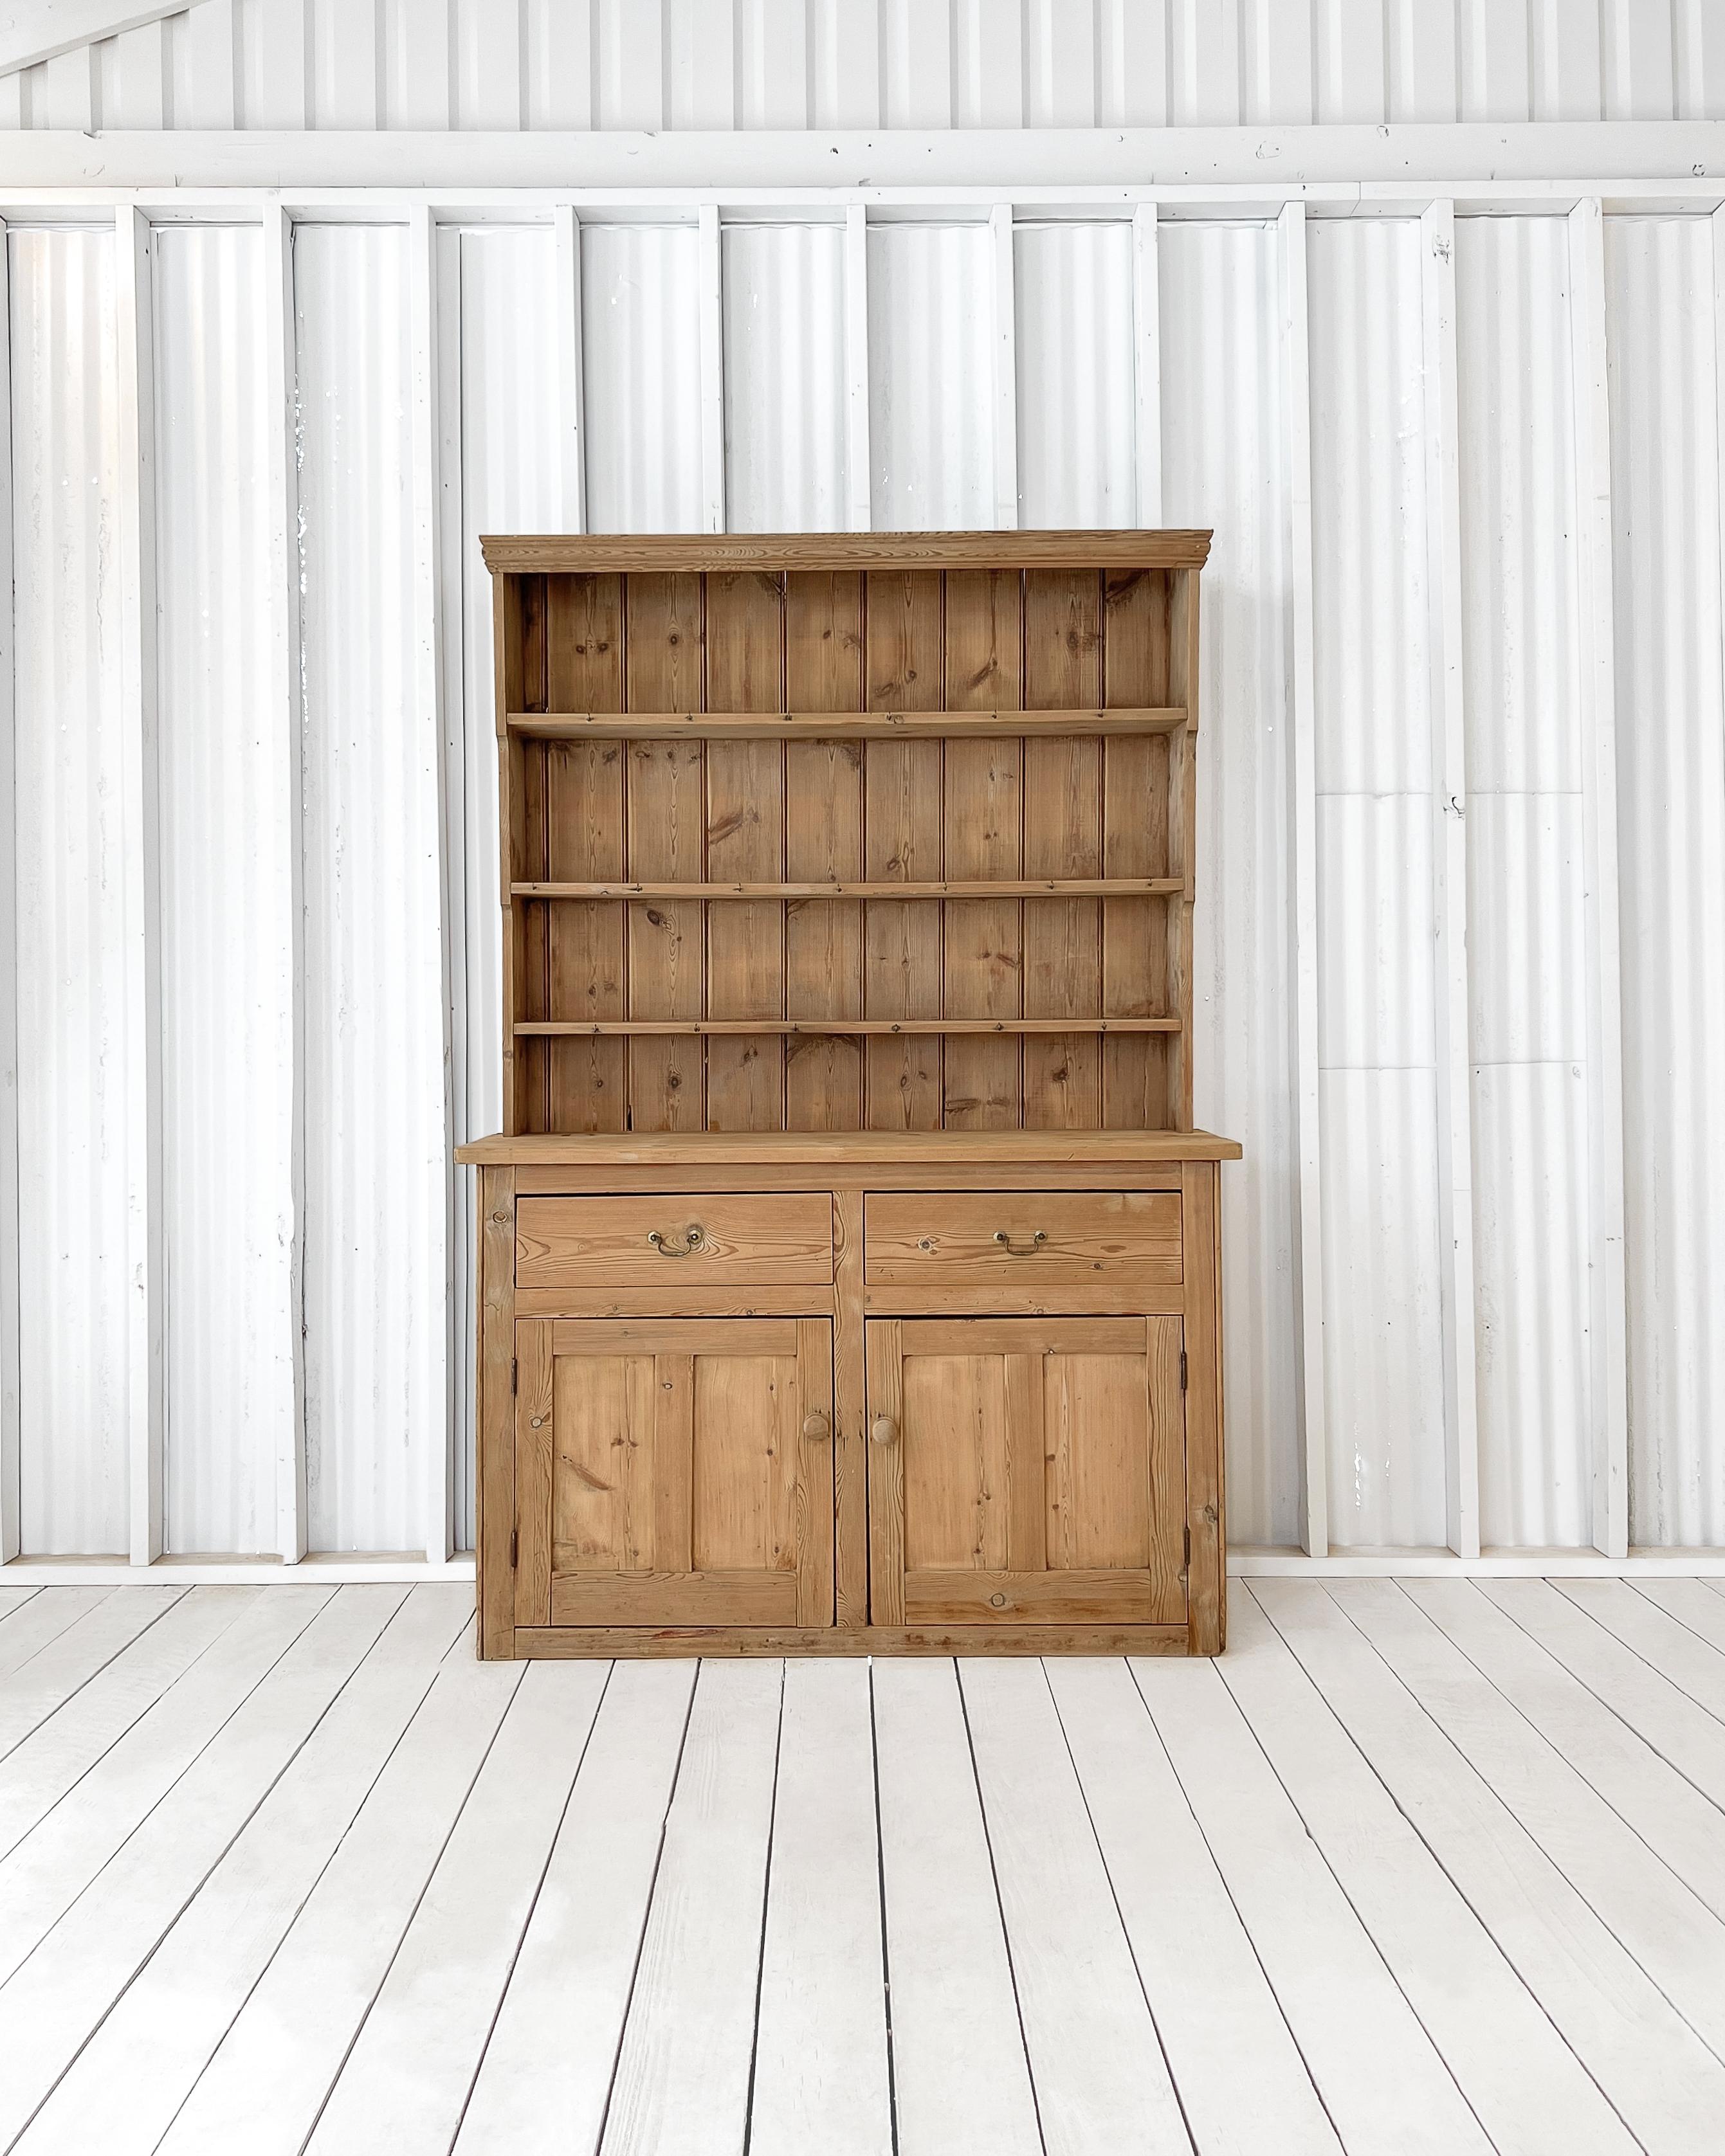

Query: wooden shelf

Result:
[482,529,1212,573]
[512,878,1186,901]
[459,1128,1241,1164]
[514,1019,1181,1037]
[506,707,1187,740]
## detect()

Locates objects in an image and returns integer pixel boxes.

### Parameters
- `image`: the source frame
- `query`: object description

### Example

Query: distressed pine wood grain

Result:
[863,739,943,1130]
[516,1191,833,1286]
[545,576,626,1128]
[941,735,1023,1128]
[479,1168,518,1659]
[513,1321,554,1625]
[1023,568,1103,1128]
[706,572,787,1128]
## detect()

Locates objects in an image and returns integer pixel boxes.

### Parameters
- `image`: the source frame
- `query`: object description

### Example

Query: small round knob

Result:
[801,1411,832,1442]
[989,1591,1007,1609]
[870,1414,899,1447]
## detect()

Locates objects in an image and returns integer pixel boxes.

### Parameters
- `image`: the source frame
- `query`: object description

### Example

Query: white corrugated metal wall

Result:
[2,1,1725,1573]
[7,186,1725,1568]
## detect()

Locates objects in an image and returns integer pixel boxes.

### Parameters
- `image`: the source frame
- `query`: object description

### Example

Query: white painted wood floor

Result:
[1,1579,1724,2153]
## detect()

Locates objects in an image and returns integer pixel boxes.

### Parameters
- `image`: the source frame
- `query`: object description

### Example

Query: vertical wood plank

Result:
[1145,1313,1189,1621]
[864,739,943,1129]
[865,1319,904,1626]
[832,1191,868,1629]
[844,204,872,532]
[1422,198,1483,1560]
[785,572,864,1127]
[1568,197,1630,1559]
[1279,199,1329,1557]
[796,1318,835,1626]
[545,575,625,1129]
[513,1316,552,1627]
[1023,570,1102,1128]
[478,1169,516,1655]
[653,1351,695,1573]
[864,569,944,1128]
[942,738,1023,1127]
[1102,566,1173,1128]
[262,204,309,1563]
[1183,1161,1225,1652]
[944,568,1023,1127]
[1003,1352,1045,1573]
[706,571,786,1128]
[410,204,456,1565]
[626,570,706,1129]
[115,204,164,1569]
[1164,563,1200,1131]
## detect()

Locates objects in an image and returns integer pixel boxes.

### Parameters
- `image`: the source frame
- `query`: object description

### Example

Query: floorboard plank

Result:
[1272,1581,1725,2155]
[1047,1654,1340,2156]
[14,1586,473,2156]
[1335,1580,1725,2067]
[1636,1578,1725,1657]
[154,1631,525,2156]
[960,1658,1190,2155]
[749,1660,893,2156]
[304,1656,608,2156]
[1554,1581,1725,1726]
[872,1658,1043,2156]
[0,1590,113,1681]
[0,1587,264,1862]
[597,1660,784,2156]
[453,1662,696,2156]
[1131,1651,1495,2156]
[0,1587,184,1762]
[0,1586,405,2148]
[1234,1589,1637,2156]
[0,1585,330,1986]
[0,1586,44,1622]
[1427,1581,1725,1907]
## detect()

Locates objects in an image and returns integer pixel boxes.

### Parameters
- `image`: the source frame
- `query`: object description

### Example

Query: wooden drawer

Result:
[516,1193,833,1289]
[864,1190,1182,1286]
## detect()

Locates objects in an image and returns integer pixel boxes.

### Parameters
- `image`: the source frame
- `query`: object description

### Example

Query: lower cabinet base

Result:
[511,1620,1207,1659]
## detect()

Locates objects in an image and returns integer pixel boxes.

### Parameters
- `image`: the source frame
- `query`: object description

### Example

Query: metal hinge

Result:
[511,1357,518,1395]
[1179,1349,1188,1391]
[509,1527,518,1569]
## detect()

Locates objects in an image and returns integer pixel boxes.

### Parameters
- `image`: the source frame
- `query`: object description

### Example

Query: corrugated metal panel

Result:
[295,222,446,1553]
[1605,213,1725,1548]
[152,221,292,1554]
[722,221,848,532]
[1456,213,1595,1550]
[868,222,994,530]
[12,0,1725,130]
[1013,220,1135,528]
[450,221,567,1552]
[9,226,129,1555]
[581,221,702,534]
[1307,218,1448,1549]
[1162,219,1301,1550]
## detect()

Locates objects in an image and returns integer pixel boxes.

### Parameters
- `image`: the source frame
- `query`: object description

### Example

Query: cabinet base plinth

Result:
[505,1622,1204,1659]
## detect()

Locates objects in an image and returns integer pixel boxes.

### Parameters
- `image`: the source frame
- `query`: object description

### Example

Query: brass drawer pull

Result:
[801,1411,832,1442]
[871,1415,899,1447]
[647,1225,704,1258]
[993,1229,1048,1256]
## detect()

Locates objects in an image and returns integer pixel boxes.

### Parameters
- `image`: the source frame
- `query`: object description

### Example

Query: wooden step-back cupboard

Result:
[457,532,1240,1658]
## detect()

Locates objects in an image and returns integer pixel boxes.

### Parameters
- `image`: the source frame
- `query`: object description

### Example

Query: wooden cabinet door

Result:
[866,1318,1187,1627]
[514,1319,834,1630]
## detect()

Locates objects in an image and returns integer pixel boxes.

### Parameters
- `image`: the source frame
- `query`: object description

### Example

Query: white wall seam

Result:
[0,213,15,1563]
[1568,197,1631,1560]
[114,203,165,1566]
[1276,200,1326,1557]
[1419,196,1482,1561]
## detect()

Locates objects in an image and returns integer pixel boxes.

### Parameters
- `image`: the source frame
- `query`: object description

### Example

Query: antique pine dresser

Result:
[456,531,1240,1658]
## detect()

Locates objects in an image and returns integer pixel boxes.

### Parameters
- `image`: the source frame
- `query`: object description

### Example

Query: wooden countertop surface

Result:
[456,1130,1243,1166]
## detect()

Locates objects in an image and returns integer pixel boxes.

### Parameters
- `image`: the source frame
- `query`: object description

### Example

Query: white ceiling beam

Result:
[0,1,208,77]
